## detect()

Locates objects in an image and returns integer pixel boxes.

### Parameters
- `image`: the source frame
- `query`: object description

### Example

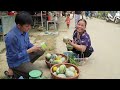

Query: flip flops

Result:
[4,71,14,79]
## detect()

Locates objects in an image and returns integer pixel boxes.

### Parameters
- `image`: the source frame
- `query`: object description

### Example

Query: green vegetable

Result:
[65,69,74,77]
[60,57,66,62]
[53,72,57,76]
[59,64,66,74]
[49,59,54,63]
[56,68,60,74]
[63,36,69,43]
[51,54,57,59]
[45,53,51,60]
[57,74,66,78]
[66,44,73,50]
[69,56,80,66]
[53,60,62,64]
[68,66,75,72]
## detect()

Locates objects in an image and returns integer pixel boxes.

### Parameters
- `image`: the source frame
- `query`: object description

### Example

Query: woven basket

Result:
[50,63,80,79]
[45,53,68,68]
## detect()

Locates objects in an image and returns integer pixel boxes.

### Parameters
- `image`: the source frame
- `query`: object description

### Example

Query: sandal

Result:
[4,71,14,79]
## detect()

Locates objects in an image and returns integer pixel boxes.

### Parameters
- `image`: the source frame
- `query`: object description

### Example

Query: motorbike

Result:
[106,11,120,24]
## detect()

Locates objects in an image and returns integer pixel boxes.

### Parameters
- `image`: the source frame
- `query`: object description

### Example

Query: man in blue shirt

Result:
[4,11,45,78]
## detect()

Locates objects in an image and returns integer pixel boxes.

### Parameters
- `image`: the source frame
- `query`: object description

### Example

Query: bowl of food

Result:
[50,63,80,79]
[45,53,68,68]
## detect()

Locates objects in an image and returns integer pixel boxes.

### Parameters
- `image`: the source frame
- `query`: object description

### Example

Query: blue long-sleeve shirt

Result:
[5,25,33,68]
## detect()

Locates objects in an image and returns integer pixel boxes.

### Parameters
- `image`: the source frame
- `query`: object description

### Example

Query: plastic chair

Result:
[46,14,57,31]
[47,20,57,31]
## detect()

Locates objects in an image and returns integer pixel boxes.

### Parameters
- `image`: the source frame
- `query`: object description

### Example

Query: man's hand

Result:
[27,45,41,53]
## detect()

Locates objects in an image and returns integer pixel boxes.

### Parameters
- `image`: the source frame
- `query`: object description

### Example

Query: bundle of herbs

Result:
[67,53,80,66]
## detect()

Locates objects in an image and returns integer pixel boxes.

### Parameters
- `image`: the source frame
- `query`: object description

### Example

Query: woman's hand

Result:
[68,39,74,46]
[68,39,86,52]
